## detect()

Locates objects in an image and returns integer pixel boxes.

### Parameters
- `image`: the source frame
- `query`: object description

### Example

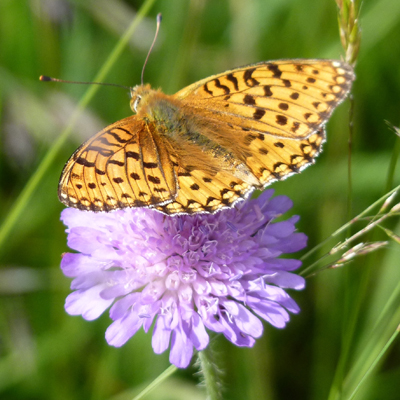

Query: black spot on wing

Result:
[130,172,140,180]
[95,168,106,175]
[226,73,239,91]
[143,162,158,169]
[253,109,266,120]
[97,137,122,147]
[204,82,213,95]
[214,78,230,94]
[178,171,192,177]
[206,196,217,205]
[111,128,134,141]
[267,64,282,78]
[304,113,313,120]
[276,115,288,125]
[291,122,300,132]
[148,175,161,184]
[76,157,95,167]
[244,94,256,105]
[243,68,259,87]
[126,151,140,160]
[107,130,130,143]
[312,102,321,109]
[263,85,273,96]
[108,159,124,166]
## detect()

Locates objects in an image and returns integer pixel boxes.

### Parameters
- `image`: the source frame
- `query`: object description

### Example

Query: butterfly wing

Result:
[155,127,326,215]
[58,116,177,211]
[59,60,354,215]
[175,59,354,140]
[173,59,354,187]
[156,167,254,215]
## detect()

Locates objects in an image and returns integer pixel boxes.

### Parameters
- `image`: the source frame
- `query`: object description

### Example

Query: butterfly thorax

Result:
[130,85,183,131]
[131,85,203,143]
[129,84,261,186]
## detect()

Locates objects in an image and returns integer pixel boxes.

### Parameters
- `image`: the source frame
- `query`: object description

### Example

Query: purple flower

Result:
[60,189,307,368]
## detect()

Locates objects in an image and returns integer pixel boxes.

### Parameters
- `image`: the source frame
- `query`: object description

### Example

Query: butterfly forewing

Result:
[58,116,177,211]
[176,60,354,139]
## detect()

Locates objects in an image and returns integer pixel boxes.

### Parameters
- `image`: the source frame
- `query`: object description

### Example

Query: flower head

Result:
[61,189,307,368]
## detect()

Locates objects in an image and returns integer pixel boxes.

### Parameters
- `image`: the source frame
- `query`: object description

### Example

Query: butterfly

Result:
[58,59,355,215]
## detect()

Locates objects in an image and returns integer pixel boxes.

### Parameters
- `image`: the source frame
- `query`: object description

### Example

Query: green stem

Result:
[346,93,355,232]
[385,133,400,193]
[0,0,157,255]
[347,326,400,400]
[131,364,177,400]
[198,349,223,400]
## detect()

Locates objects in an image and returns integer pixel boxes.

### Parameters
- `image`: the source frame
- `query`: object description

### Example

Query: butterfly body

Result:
[59,59,354,215]
[133,84,261,186]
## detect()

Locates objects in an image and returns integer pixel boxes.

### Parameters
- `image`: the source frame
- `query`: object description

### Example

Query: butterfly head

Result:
[129,84,154,114]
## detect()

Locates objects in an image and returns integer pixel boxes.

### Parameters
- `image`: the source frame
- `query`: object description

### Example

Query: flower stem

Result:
[132,364,177,400]
[198,349,223,400]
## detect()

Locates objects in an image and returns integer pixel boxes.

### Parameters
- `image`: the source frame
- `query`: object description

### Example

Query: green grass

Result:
[1,0,400,399]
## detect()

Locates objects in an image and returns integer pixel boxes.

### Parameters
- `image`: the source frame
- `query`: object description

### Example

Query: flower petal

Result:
[152,315,172,354]
[170,323,193,368]
[65,285,113,320]
[247,296,290,328]
[106,312,143,347]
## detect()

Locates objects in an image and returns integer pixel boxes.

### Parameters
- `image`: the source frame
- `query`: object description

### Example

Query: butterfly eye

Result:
[133,95,142,112]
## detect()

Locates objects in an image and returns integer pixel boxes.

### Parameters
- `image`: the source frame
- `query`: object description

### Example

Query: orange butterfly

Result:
[57,59,354,215]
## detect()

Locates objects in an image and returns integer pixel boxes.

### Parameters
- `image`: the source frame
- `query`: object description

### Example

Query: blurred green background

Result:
[1,0,400,399]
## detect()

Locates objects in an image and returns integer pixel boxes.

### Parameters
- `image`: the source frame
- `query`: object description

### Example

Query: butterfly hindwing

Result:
[157,168,253,214]
[239,126,326,185]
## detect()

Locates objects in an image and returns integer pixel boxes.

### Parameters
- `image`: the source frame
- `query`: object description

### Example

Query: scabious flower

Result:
[60,189,307,368]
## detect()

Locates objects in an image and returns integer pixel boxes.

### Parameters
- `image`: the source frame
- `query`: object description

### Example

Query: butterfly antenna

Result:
[141,13,162,86]
[39,75,131,90]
